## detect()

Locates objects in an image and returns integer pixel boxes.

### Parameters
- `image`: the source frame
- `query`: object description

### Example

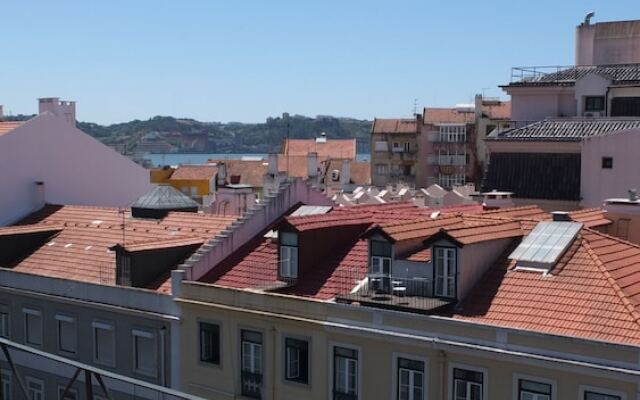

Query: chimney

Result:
[217,162,227,187]
[38,97,76,126]
[551,211,572,222]
[575,12,596,65]
[629,189,638,202]
[340,159,351,186]
[481,190,514,209]
[34,181,45,210]
[307,152,318,178]
[268,154,278,175]
[0,105,3,121]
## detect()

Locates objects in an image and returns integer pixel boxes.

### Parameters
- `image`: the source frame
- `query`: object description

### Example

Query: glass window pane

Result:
[280,232,298,246]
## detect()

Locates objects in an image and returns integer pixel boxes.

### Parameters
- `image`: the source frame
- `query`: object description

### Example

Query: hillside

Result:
[73,114,373,154]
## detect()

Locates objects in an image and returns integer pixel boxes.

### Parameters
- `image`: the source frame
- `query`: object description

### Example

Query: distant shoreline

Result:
[141,152,370,167]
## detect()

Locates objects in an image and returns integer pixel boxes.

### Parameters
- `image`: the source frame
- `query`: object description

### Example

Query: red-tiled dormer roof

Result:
[3,204,236,294]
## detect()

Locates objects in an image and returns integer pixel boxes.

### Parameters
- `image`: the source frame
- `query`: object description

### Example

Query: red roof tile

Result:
[424,108,475,124]
[4,205,236,294]
[169,165,218,181]
[281,138,356,159]
[371,118,418,134]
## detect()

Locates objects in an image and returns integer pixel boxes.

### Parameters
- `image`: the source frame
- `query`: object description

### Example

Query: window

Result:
[0,305,9,338]
[92,321,115,367]
[438,174,465,188]
[374,141,388,152]
[241,330,263,399]
[453,368,483,400]
[374,164,389,175]
[56,315,76,354]
[58,386,78,400]
[279,232,299,279]
[370,240,392,276]
[25,377,44,400]
[199,322,221,365]
[398,358,424,400]
[133,329,157,377]
[434,247,456,298]
[1,370,11,400]
[585,96,605,112]
[334,346,358,400]
[23,308,42,346]
[518,379,551,400]
[284,337,309,384]
[584,392,622,400]
[601,157,613,169]
[190,186,198,196]
[439,125,466,142]
[611,97,640,117]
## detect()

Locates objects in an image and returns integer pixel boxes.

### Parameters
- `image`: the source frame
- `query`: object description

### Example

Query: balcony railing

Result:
[241,371,263,399]
[437,155,466,166]
[509,65,578,84]
[333,391,358,400]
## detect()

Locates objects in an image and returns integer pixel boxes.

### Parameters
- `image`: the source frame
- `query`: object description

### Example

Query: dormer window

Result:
[370,240,392,276]
[434,246,456,298]
[279,232,299,279]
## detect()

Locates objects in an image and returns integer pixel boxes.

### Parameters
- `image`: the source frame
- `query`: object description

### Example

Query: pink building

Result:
[0,98,152,225]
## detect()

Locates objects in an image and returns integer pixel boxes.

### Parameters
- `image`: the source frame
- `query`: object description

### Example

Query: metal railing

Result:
[241,371,263,399]
[510,65,579,84]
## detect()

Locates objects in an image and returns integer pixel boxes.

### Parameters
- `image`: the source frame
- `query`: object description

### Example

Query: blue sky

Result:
[1,1,639,124]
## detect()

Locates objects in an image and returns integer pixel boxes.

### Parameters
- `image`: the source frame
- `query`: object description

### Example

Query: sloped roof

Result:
[488,118,640,142]
[131,185,199,210]
[505,64,640,87]
[371,118,418,134]
[169,165,218,181]
[424,108,475,124]
[208,159,268,187]
[3,204,236,293]
[281,138,357,159]
[322,159,371,186]
[481,101,511,120]
[0,121,24,136]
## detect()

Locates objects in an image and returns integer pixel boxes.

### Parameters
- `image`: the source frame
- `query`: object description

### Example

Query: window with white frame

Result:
[92,321,115,367]
[438,174,465,188]
[240,329,263,399]
[374,141,388,152]
[370,240,392,276]
[279,231,299,279]
[26,377,44,400]
[518,379,551,400]
[453,367,483,400]
[584,392,622,400]
[284,337,309,384]
[1,369,11,400]
[398,358,424,400]
[23,308,43,346]
[58,386,78,400]
[0,305,9,338]
[133,329,158,377]
[333,346,358,400]
[56,314,77,354]
[438,125,466,142]
[374,164,388,175]
[434,247,456,298]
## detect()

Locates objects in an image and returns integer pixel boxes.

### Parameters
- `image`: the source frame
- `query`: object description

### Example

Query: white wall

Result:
[0,114,152,225]
[581,129,640,207]
[574,73,610,116]
[509,89,576,121]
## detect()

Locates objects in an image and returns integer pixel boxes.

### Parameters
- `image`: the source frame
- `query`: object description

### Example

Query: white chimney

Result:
[307,152,318,178]
[340,159,351,186]
[268,154,278,175]
[217,162,227,187]
[34,181,45,210]
[0,105,4,120]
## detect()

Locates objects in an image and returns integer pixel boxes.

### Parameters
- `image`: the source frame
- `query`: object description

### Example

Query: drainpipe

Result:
[160,326,167,387]
[439,350,447,400]
[605,86,610,116]
[271,326,277,400]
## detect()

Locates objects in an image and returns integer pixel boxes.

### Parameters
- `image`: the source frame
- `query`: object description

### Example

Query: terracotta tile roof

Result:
[285,212,371,232]
[404,248,431,262]
[117,236,204,252]
[568,208,612,228]
[488,118,640,142]
[4,204,236,293]
[423,108,475,124]
[321,159,370,186]
[169,165,218,181]
[373,215,467,242]
[471,205,611,228]
[440,220,523,245]
[277,156,311,178]
[0,121,24,136]
[281,138,356,159]
[449,229,640,345]
[0,224,64,236]
[481,101,511,120]
[208,159,268,187]
[371,118,418,134]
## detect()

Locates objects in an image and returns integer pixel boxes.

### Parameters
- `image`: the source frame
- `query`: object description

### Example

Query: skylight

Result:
[509,221,582,271]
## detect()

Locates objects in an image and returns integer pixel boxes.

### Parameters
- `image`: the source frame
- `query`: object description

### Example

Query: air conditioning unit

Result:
[584,111,601,117]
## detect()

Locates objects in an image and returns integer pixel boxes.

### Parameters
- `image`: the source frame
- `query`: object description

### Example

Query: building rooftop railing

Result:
[509,65,577,84]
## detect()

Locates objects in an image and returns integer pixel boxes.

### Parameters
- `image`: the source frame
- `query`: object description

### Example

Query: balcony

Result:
[335,273,453,313]
[509,65,578,85]
[241,371,263,399]
[437,155,466,166]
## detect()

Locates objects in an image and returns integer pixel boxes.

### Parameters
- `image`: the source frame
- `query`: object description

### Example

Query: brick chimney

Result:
[38,97,76,126]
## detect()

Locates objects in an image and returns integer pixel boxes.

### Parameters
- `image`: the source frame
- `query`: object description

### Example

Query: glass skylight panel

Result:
[509,221,582,269]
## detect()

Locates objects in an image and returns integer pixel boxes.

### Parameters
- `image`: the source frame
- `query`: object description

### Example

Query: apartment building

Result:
[164,199,640,400]
[370,117,420,187]
[417,107,477,189]
[0,98,152,226]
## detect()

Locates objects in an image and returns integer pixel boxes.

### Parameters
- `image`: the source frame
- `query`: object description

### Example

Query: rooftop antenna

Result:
[583,11,595,26]
[413,98,418,116]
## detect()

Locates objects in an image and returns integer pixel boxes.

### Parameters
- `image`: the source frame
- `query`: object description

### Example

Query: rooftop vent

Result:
[509,221,582,272]
[130,185,198,219]
[630,189,638,202]
[550,211,571,222]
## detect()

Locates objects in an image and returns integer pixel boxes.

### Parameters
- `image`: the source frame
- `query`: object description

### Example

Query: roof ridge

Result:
[581,238,640,327]
[582,226,640,250]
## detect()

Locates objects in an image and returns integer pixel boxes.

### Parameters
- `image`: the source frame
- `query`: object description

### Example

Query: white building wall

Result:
[0,113,152,225]
[581,129,640,207]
